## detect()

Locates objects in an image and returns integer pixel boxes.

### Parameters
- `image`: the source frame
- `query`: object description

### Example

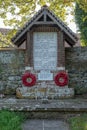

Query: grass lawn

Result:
[69,114,87,130]
[0,110,25,130]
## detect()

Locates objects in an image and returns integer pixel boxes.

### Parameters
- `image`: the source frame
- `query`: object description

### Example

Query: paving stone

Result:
[22,119,70,130]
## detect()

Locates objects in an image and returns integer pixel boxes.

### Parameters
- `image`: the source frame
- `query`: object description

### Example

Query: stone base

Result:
[16,86,74,99]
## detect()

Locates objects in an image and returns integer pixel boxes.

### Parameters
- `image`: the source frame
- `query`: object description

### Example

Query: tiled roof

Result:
[12,6,78,45]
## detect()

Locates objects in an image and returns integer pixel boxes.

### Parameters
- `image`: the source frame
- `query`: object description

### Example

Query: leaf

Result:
[75,2,87,46]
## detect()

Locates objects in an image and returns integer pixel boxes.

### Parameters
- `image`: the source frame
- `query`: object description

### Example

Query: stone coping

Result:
[0,98,87,112]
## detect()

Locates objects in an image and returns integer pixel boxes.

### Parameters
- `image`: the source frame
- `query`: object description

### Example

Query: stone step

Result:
[0,98,87,112]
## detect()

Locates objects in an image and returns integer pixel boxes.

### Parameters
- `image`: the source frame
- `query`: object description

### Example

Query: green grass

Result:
[0,110,25,130]
[1,111,87,130]
[69,114,87,130]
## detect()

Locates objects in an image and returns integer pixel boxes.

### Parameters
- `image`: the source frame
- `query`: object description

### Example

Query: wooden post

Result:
[58,30,65,67]
[25,31,31,66]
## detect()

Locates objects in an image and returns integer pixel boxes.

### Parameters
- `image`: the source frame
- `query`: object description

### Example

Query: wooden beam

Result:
[35,21,55,24]
[16,34,26,46]
[25,31,31,66]
[44,10,46,22]
[46,11,77,44]
[64,34,75,46]
[58,30,65,67]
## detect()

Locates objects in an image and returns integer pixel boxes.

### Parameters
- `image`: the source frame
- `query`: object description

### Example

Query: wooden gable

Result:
[12,6,78,47]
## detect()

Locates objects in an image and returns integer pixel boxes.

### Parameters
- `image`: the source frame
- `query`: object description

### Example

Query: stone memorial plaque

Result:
[38,70,53,80]
[33,32,57,70]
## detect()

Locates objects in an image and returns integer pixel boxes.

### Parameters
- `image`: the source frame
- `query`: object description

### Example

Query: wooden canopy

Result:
[12,5,78,46]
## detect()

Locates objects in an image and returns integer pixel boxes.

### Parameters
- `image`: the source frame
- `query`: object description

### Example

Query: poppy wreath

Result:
[22,73,36,87]
[54,72,68,87]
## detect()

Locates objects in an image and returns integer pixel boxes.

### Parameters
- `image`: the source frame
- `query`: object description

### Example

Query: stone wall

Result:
[65,47,87,94]
[0,49,25,94]
[0,47,87,95]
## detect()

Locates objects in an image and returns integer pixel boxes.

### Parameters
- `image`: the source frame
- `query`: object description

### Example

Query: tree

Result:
[76,0,87,12]
[0,31,15,48]
[75,2,87,46]
[0,0,75,28]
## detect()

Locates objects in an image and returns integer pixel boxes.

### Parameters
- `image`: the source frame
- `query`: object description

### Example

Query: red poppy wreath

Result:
[22,73,36,87]
[54,72,68,87]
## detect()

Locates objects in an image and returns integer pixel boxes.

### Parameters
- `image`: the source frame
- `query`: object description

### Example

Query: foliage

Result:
[0,0,75,28]
[76,0,87,12]
[69,114,87,130]
[0,110,25,130]
[0,28,16,48]
[0,32,12,48]
[75,3,87,46]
